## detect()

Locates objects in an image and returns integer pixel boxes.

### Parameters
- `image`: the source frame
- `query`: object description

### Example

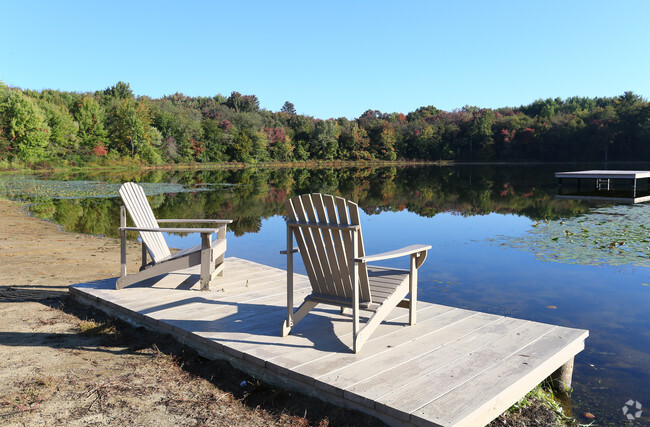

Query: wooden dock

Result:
[70,258,588,426]
[555,169,650,203]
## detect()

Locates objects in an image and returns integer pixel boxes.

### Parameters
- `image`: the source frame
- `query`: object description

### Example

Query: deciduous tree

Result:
[0,89,50,162]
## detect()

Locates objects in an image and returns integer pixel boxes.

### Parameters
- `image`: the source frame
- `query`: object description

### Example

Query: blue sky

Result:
[2,0,649,119]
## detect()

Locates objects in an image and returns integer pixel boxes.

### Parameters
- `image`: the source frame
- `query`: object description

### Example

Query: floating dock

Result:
[555,170,650,203]
[70,257,588,426]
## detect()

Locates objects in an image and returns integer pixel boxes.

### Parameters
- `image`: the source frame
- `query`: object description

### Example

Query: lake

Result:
[2,163,649,424]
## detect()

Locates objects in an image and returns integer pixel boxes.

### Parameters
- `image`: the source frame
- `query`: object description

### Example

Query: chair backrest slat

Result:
[322,195,352,299]
[285,197,324,294]
[119,182,171,263]
[287,193,371,303]
[346,200,371,301]
[300,194,337,296]
[294,195,330,295]
[312,194,346,297]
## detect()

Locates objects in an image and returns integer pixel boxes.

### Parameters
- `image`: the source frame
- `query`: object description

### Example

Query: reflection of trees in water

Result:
[28,165,592,238]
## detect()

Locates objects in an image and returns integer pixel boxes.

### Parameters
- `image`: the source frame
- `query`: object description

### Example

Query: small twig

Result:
[85,389,101,413]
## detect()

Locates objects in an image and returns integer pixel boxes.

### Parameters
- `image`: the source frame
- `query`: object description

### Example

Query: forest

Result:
[1,80,649,166]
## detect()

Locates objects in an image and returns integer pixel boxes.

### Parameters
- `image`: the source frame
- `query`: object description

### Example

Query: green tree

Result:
[0,89,50,162]
[39,100,79,157]
[310,120,339,159]
[368,121,397,160]
[226,91,260,113]
[110,98,152,157]
[461,106,495,160]
[281,101,296,115]
[102,81,134,100]
[74,96,109,152]
[227,128,258,162]
[338,121,371,160]
[151,99,203,161]
[200,118,229,162]
[264,126,293,161]
[406,105,439,122]
[251,130,269,162]
[613,91,646,160]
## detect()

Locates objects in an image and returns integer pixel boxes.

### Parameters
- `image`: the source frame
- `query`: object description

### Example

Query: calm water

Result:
[3,163,649,424]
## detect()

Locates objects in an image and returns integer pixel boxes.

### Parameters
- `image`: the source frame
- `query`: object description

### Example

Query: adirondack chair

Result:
[282,193,431,353]
[117,182,232,291]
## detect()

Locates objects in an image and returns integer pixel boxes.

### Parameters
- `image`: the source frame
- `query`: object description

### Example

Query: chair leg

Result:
[354,281,410,353]
[141,241,148,270]
[215,224,226,277]
[210,262,225,281]
[352,229,360,352]
[118,206,127,290]
[119,232,127,278]
[409,254,418,326]
[200,233,212,291]
[282,300,318,336]
[209,237,228,283]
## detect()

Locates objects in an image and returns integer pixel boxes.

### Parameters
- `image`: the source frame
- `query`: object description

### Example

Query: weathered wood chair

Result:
[282,193,431,353]
[117,182,232,290]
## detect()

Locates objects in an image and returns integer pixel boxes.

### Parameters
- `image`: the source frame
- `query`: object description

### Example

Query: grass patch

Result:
[490,383,577,426]
[77,319,118,339]
[0,376,61,415]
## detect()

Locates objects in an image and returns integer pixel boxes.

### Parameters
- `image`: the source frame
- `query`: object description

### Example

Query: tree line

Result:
[1,80,649,165]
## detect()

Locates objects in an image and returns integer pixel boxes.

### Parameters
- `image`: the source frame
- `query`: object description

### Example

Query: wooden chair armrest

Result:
[118,226,223,234]
[157,219,233,224]
[355,244,431,263]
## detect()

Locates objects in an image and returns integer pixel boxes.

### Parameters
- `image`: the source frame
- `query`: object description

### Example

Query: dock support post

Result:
[549,357,574,396]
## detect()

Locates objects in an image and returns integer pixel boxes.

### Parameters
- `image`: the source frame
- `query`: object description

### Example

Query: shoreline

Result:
[3,158,642,176]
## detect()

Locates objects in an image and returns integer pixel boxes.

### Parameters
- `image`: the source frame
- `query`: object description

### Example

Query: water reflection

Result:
[8,164,599,239]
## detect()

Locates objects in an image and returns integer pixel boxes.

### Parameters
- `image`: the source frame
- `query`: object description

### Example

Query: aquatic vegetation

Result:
[0,176,211,200]
[493,204,650,267]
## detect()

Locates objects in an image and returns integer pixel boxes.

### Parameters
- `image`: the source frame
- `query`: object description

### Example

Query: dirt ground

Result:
[0,199,564,426]
[0,199,382,426]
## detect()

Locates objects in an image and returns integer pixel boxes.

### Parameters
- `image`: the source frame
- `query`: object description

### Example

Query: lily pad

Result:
[492,204,650,267]
[0,177,212,200]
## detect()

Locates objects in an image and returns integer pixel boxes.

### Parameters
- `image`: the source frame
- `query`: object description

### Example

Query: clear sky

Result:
[2,0,649,119]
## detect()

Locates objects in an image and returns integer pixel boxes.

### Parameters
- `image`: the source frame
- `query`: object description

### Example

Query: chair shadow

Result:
[0,330,157,358]
[0,284,68,303]
[71,276,365,354]
[0,280,174,359]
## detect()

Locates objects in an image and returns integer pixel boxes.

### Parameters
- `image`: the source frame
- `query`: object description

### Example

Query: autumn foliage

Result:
[1,81,649,165]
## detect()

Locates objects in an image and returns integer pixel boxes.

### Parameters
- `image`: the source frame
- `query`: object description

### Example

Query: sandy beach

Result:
[0,199,377,426]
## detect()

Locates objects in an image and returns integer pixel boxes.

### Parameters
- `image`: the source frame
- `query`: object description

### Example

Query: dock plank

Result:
[374,322,558,417]
[340,316,526,404]
[266,304,458,375]
[70,257,588,427]
[413,327,588,427]
[296,307,476,382]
